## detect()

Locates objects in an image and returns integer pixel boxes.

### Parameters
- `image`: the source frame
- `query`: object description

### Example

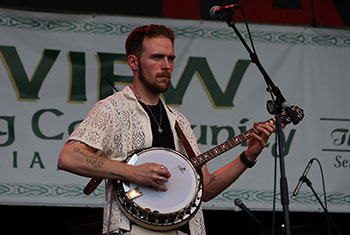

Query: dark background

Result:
[0,0,349,27]
[1,205,348,234]
[1,1,349,234]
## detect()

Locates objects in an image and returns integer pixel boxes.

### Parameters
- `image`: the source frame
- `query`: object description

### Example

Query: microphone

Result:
[234,198,265,233]
[293,159,314,196]
[210,4,240,20]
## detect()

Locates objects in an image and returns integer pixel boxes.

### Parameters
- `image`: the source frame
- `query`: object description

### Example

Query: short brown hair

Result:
[125,24,175,58]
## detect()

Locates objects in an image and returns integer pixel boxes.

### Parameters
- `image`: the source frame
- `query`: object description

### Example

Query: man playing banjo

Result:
[58,24,275,235]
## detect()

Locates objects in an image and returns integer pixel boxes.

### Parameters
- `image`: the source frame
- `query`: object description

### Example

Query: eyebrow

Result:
[154,53,175,57]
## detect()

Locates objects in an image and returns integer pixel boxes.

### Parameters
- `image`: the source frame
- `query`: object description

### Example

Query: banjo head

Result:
[114,147,203,231]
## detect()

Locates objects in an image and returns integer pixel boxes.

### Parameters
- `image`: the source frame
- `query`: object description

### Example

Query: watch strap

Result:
[239,151,256,168]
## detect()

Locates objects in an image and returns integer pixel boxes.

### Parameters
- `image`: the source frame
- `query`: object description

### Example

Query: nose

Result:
[161,58,171,70]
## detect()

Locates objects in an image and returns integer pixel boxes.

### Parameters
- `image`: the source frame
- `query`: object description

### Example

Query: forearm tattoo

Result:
[74,147,104,168]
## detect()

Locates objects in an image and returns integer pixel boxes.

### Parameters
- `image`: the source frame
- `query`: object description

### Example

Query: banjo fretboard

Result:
[189,118,276,170]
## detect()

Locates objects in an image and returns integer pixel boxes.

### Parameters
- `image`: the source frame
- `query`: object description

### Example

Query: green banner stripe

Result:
[1,183,349,206]
[211,189,350,206]
[1,14,349,48]
[0,182,104,199]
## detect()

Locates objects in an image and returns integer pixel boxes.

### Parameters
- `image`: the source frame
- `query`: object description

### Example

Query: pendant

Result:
[158,127,163,133]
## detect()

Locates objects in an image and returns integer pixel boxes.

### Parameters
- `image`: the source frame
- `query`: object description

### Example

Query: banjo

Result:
[112,106,304,231]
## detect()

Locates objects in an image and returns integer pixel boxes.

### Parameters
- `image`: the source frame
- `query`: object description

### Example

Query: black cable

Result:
[312,158,342,235]
[239,7,257,55]
[311,158,330,234]
[237,6,280,235]
[301,158,342,235]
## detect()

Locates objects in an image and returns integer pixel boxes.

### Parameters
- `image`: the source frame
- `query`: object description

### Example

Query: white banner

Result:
[0,8,349,213]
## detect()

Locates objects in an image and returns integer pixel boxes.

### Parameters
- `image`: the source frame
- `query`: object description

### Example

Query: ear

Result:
[127,54,139,71]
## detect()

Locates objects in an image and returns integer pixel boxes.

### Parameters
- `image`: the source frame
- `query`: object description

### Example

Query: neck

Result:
[130,84,160,105]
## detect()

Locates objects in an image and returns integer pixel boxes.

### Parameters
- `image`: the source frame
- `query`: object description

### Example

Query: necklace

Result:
[130,86,163,133]
[143,102,163,133]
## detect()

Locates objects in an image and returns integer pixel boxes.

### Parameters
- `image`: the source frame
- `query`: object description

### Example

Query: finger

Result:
[251,132,266,146]
[255,121,275,133]
[158,165,171,178]
[264,122,276,131]
[152,175,168,191]
[257,124,274,136]
[157,175,169,183]
[255,126,271,137]
[151,174,168,183]
[155,183,168,191]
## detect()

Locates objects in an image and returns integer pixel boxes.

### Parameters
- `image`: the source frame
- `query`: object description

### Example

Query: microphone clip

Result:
[299,175,312,187]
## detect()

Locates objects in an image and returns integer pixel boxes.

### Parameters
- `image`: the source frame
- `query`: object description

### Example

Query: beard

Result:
[139,64,171,94]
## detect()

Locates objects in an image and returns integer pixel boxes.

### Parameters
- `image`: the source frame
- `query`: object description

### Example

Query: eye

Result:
[168,56,176,62]
[153,55,163,60]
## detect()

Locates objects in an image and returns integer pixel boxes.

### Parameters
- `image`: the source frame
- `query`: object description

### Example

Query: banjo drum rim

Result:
[113,147,203,231]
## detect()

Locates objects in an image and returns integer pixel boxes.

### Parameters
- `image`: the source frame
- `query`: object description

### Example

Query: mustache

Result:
[156,71,171,78]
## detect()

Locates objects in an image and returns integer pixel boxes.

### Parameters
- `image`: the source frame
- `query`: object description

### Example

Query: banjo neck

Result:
[189,117,275,170]
[189,104,305,170]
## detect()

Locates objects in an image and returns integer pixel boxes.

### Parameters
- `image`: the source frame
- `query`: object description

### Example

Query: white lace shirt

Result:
[67,86,206,234]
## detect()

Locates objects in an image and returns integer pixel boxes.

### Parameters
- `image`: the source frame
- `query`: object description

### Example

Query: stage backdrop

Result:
[1,8,349,213]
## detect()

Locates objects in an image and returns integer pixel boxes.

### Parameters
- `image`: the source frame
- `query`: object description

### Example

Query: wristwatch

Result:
[239,151,257,168]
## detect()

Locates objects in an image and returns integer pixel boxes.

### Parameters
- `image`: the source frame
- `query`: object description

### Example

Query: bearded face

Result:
[138,62,171,93]
[136,36,175,95]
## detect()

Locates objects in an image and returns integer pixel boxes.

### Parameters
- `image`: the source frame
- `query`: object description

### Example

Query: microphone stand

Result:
[303,177,342,235]
[221,11,293,235]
